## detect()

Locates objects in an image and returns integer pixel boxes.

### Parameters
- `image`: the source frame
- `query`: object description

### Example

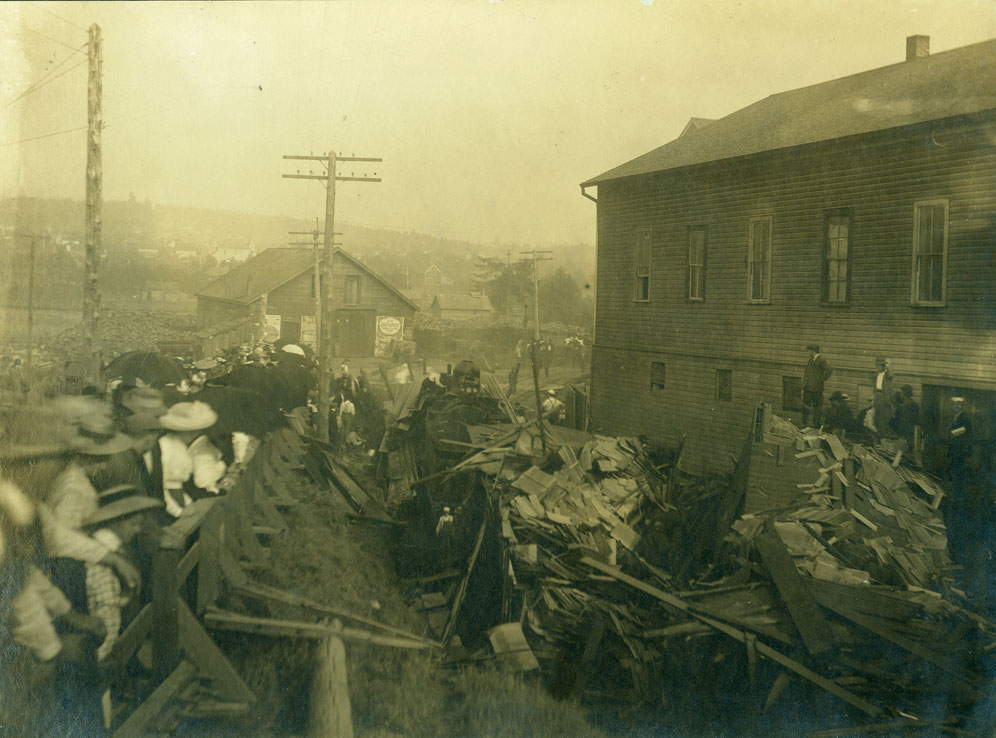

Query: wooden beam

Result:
[580,557,883,717]
[112,660,195,738]
[753,523,834,655]
[204,609,435,650]
[442,518,488,645]
[105,603,152,668]
[177,600,254,704]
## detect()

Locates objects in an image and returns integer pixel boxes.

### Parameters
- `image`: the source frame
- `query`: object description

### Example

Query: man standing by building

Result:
[802,344,832,428]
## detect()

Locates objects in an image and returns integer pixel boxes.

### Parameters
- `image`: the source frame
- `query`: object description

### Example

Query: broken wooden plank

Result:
[753,523,834,656]
[309,632,354,738]
[580,556,883,717]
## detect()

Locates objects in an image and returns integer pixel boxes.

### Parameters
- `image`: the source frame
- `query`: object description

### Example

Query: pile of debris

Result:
[391,390,996,732]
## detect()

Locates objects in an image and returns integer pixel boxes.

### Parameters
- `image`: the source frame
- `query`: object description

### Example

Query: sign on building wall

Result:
[262,314,281,343]
[375,315,404,357]
[299,315,316,348]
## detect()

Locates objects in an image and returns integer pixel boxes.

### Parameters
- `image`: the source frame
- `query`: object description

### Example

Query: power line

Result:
[19,24,82,52]
[40,6,89,34]
[3,51,87,111]
[0,124,86,148]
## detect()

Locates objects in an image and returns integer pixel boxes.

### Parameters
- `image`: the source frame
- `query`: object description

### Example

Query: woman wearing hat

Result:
[155,401,221,516]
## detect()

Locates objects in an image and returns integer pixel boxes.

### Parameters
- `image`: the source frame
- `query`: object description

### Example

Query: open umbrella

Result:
[103,351,187,388]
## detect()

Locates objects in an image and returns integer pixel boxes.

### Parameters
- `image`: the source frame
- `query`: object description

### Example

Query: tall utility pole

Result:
[282,151,381,442]
[289,221,343,353]
[83,23,103,381]
[520,249,552,340]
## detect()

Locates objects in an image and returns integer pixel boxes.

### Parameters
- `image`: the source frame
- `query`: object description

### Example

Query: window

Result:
[782,376,802,412]
[823,212,850,304]
[748,217,772,302]
[344,275,360,305]
[688,227,706,301]
[716,369,732,401]
[912,200,948,305]
[650,361,666,390]
[634,228,651,301]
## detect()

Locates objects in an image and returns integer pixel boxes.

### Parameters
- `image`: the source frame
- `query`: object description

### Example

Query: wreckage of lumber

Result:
[104,426,419,738]
[581,556,884,717]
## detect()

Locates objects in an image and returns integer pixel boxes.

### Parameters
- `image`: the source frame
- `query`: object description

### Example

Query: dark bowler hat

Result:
[806,344,820,353]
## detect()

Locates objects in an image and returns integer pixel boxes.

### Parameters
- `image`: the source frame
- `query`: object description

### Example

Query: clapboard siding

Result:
[592,115,996,468]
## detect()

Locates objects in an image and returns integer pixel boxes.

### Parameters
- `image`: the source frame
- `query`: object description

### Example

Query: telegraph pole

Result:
[289,221,342,353]
[520,249,552,453]
[282,151,381,442]
[520,249,552,340]
[83,23,103,381]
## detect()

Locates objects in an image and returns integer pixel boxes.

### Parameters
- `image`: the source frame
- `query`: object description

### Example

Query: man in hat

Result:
[541,388,565,425]
[156,401,219,516]
[824,391,856,437]
[83,486,163,662]
[802,344,832,427]
[869,357,894,435]
[890,384,920,449]
[41,416,142,599]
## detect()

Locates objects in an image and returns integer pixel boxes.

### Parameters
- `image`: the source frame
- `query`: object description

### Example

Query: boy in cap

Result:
[83,486,163,662]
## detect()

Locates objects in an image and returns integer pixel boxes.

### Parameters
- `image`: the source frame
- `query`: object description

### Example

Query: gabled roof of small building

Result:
[583,38,996,186]
[432,292,494,312]
[197,246,418,310]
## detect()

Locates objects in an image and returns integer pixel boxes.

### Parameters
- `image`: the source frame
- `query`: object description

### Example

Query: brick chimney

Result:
[906,35,930,61]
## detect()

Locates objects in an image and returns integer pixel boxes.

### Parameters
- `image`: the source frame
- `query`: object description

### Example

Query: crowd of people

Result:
[0,339,365,734]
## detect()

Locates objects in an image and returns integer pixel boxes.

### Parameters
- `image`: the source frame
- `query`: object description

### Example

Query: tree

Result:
[472,256,531,315]
[538,268,593,331]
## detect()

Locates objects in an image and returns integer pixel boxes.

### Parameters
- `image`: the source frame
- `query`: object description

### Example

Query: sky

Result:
[1,0,995,246]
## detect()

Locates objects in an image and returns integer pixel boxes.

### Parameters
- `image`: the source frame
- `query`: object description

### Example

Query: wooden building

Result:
[580,36,996,470]
[430,292,495,321]
[197,247,418,356]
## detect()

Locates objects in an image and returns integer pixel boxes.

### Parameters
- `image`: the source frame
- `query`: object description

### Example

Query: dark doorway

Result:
[334,310,376,356]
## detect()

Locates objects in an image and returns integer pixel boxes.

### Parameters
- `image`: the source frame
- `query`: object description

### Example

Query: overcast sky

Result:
[2,0,995,246]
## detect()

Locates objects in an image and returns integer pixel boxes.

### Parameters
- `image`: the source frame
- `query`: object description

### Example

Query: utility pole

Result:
[282,151,381,442]
[26,235,38,377]
[83,23,103,381]
[519,249,552,453]
[520,249,552,341]
[289,221,342,354]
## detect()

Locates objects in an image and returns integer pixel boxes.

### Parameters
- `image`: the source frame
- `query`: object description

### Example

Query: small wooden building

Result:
[580,36,996,470]
[197,247,418,356]
[430,293,494,321]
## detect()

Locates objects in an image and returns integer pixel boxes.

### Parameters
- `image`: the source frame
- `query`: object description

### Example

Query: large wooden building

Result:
[581,36,996,470]
[197,247,418,357]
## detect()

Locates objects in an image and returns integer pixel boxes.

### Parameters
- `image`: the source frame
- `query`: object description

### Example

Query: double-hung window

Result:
[911,200,948,306]
[748,217,772,303]
[823,212,850,304]
[688,227,706,301]
[634,228,651,301]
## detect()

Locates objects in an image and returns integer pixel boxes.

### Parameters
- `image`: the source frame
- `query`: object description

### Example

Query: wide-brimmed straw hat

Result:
[281,344,305,357]
[86,484,163,527]
[68,415,135,456]
[160,401,218,432]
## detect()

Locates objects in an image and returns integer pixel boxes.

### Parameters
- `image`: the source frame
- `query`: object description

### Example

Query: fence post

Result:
[151,547,181,680]
[308,623,353,738]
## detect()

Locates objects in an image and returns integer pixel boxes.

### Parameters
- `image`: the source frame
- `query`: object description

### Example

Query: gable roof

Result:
[197,246,419,311]
[584,38,996,186]
[432,293,494,312]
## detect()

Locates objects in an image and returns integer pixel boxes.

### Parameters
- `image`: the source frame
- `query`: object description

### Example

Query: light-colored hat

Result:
[193,358,218,370]
[951,396,965,403]
[281,344,305,357]
[546,389,557,396]
[160,401,218,432]
[122,387,167,416]
[86,484,163,527]
[68,416,135,456]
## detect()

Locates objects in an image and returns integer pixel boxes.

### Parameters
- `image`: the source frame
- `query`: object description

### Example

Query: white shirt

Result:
[188,435,227,493]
